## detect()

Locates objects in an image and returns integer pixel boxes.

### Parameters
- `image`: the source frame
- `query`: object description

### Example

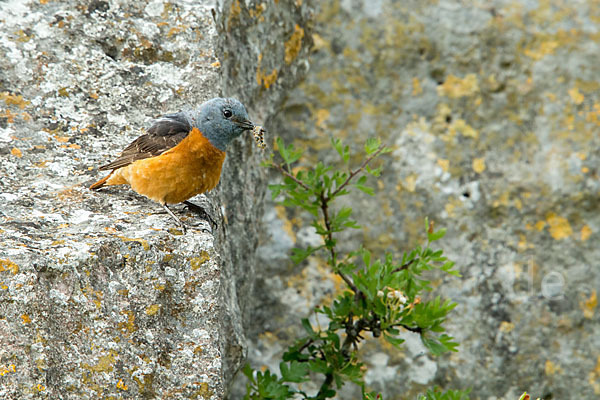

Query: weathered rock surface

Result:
[213,0,313,388]
[241,0,600,399]
[0,0,313,399]
[0,1,227,398]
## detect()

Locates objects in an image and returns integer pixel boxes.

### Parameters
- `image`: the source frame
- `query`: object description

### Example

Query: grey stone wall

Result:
[0,0,312,399]
[0,1,227,398]
[213,0,314,388]
[243,0,600,399]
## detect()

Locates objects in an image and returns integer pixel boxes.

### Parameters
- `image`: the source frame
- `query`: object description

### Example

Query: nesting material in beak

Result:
[252,125,266,149]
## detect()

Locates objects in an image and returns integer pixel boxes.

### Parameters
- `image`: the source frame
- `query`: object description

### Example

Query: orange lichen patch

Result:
[534,220,546,231]
[437,158,449,172]
[227,0,242,31]
[117,379,128,391]
[1,109,19,124]
[498,321,514,333]
[311,33,328,50]
[585,103,600,126]
[546,212,572,240]
[472,157,486,173]
[118,310,136,335]
[119,236,150,251]
[1,92,30,109]
[315,109,330,128]
[545,360,562,375]
[56,187,85,202]
[524,39,559,60]
[167,25,186,37]
[581,290,597,319]
[437,74,479,98]
[11,147,22,158]
[447,119,478,139]
[0,364,16,376]
[256,53,277,89]
[256,65,278,89]
[568,87,584,105]
[517,234,533,251]
[248,2,266,19]
[284,24,305,65]
[191,251,210,271]
[0,259,19,275]
[145,304,160,316]
[412,77,423,96]
[581,225,592,241]
[53,135,70,143]
[403,174,417,192]
[274,205,296,241]
[21,314,32,324]
[210,60,220,68]
[83,351,117,373]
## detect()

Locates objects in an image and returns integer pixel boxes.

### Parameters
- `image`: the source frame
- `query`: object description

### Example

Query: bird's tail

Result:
[89,172,113,190]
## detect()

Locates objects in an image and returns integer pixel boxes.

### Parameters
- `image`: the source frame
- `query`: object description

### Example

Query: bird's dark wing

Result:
[99,112,192,171]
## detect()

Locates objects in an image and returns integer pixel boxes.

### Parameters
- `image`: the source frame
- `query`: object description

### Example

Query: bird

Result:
[89,97,259,233]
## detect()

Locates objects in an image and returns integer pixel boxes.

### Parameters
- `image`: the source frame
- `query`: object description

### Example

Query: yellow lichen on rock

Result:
[437,74,479,98]
[284,24,305,65]
[546,212,572,240]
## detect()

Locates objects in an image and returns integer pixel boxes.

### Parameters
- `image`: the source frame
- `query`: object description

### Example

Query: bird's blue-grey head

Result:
[190,97,254,151]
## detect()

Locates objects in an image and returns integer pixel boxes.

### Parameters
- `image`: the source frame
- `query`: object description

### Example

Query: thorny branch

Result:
[273,142,391,398]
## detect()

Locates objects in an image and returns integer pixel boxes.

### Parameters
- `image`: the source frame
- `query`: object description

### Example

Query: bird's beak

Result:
[233,117,255,131]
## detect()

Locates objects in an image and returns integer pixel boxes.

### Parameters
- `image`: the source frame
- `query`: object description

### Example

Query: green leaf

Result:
[418,387,471,400]
[365,165,382,177]
[383,332,405,349]
[280,361,309,383]
[365,137,381,155]
[421,336,447,356]
[248,369,295,399]
[319,388,337,398]
[308,358,330,374]
[361,248,371,268]
[355,184,375,196]
[301,318,314,335]
[242,364,256,384]
[276,137,303,165]
[291,246,323,264]
[428,227,446,242]
[332,138,343,158]
[421,333,459,356]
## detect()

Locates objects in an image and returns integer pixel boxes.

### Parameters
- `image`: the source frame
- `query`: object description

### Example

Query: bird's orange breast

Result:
[106,127,226,204]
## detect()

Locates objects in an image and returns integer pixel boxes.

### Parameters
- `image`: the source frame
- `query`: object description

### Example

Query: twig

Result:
[392,257,418,273]
[320,190,357,293]
[327,144,386,201]
[393,323,423,334]
[272,162,311,191]
[297,338,314,354]
[316,373,334,399]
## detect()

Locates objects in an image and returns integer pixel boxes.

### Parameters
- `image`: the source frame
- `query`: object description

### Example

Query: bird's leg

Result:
[162,203,187,234]
[183,200,218,230]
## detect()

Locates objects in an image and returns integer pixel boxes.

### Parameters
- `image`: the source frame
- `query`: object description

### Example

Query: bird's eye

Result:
[223,109,232,118]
